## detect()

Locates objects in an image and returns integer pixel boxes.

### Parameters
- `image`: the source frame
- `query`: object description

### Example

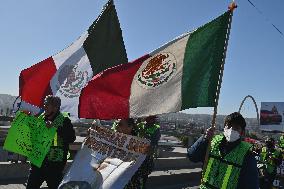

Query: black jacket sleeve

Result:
[237,152,259,189]
[57,118,76,144]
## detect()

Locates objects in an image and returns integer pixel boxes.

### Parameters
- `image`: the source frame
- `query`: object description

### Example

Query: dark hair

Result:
[117,118,137,136]
[265,137,275,144]
[145,115,157,125]
[44,95,61,108]
[117,118,135,127]
[126,118,135,127]
[224,112,246,131]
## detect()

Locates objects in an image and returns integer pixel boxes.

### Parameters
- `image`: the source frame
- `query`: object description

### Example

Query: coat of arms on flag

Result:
[137,53,177,88]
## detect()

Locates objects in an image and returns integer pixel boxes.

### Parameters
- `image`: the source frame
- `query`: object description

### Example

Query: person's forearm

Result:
[63,131,76,143]
[61,118,76,143]
[187,136,208,163]
[61,125,76,143]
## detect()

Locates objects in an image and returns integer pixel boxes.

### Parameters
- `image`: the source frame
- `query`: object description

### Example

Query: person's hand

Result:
[204,127,215,140]
[139,144,151,154]
[87,127,91,135]
[84,137,91,146]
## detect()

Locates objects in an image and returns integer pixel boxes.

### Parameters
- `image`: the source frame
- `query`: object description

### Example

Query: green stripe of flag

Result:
[181,11,231,109]
[83,0,128,76]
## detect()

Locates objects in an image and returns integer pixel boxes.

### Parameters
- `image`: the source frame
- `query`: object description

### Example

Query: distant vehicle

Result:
[243,137,258,144]
[260,110,282,125]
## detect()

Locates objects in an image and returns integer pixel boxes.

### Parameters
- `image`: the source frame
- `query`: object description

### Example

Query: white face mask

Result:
[223,127,240,142]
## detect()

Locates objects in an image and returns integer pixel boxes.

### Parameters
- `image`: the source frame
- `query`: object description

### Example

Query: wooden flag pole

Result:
[201,1,237,183]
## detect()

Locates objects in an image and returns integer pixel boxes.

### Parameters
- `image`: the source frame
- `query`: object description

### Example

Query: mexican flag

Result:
[19,0,127,119]
[79,11,232,119]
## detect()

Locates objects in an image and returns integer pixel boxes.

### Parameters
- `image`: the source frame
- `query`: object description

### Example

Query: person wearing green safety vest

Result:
[26,95,76,189]
[136,115,161,189]
[188,112,259,189]
[259,138,281,189]
[136,116,161,148]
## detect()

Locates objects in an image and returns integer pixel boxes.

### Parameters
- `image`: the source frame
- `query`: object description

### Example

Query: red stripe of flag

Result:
[79,55,150,119]
[19,57,56,107]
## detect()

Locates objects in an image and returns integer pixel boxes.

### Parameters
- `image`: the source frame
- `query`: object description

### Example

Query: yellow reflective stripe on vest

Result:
[52,112,68,147]
[201,135,252,189]
[221,165,233,189]
[54,132,57,146]
[62,112,70,118]
[203,158,214,183]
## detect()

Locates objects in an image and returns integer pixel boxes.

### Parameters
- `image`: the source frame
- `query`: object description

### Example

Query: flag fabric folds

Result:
[79,11,232,119]
[19,0,128,119]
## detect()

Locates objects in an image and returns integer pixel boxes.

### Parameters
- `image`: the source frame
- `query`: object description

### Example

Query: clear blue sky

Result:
[0,0,283,118]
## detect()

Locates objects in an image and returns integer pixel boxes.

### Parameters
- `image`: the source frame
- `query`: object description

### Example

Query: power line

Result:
[246,0,283,37]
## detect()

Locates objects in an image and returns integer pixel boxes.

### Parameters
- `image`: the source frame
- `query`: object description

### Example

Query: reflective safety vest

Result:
[53,112,70,146]
[260,147,280,174]
[39,112,68,162]
[137,122,160,139]
[200,135,252,189]
[279,136,284,148]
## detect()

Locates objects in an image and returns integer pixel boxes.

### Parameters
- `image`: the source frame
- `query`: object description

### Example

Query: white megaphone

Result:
[13,96,44,116]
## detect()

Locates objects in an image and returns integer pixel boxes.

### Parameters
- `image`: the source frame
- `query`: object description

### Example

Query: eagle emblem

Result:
[137,52,177,88]
[57,64,90,98]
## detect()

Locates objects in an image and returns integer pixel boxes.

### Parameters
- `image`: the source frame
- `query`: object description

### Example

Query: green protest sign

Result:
[4,111,56,167]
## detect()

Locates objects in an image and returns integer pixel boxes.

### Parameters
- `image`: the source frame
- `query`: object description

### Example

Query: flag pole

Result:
[201,1,237,183]
[211,2,237,130]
